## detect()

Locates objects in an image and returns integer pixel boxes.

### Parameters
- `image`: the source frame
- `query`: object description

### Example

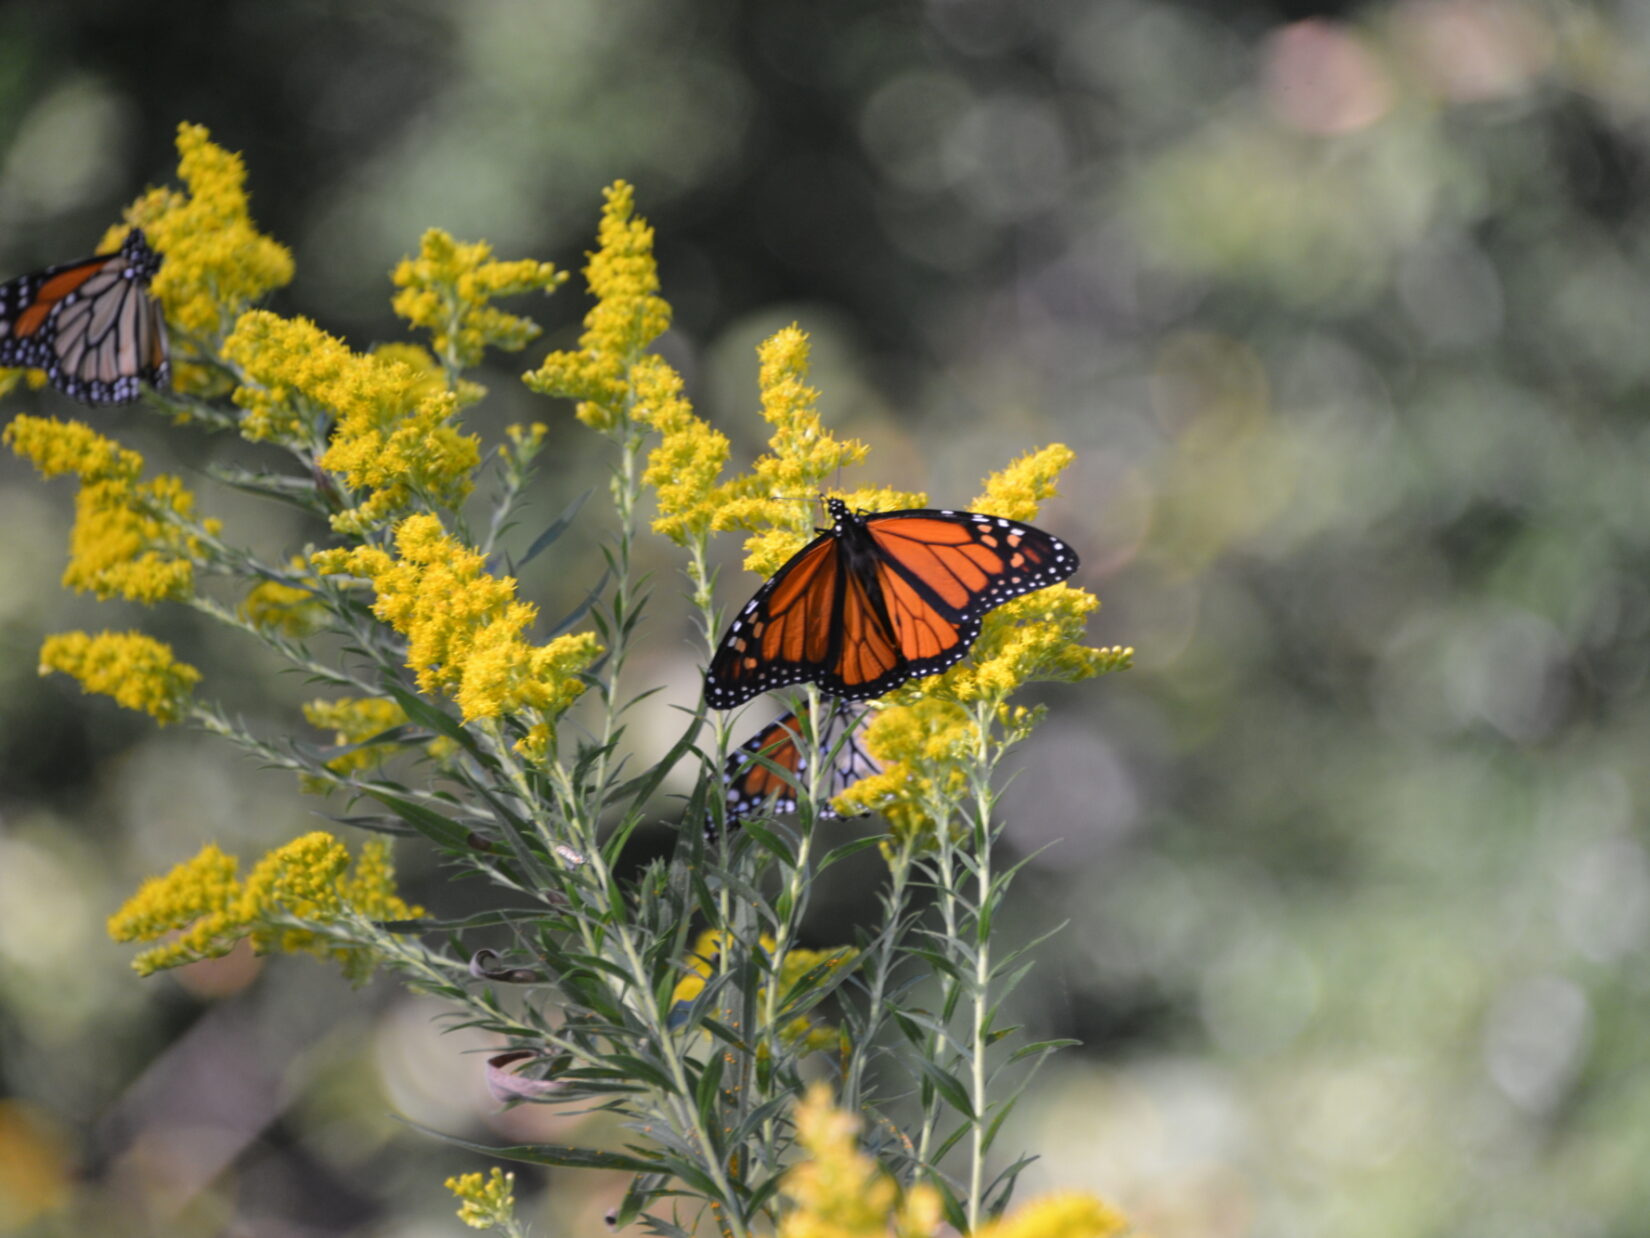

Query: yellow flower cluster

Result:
[633,354,730,546]
[106,832,421,978]
[832,699,977,844]
[669,930,854,1050]
[38,630,200,724]
[973,1193,1130,1238]
[112,123,293,395]
[711,327,882,575]
[4,415,216,603]
[241,564,325,637]
[302,696,408,778]
[779,1083,944,1238]
[780,1085,1130,1238]
[224,311,479,532]
[312,513,601,726]
[392,228,566,371]
[445,1168,517,1232]
[523,181,671,432]
[0,367,48,399]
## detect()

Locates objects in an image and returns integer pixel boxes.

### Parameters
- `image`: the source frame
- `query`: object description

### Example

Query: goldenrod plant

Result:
[3,123,1133,1235]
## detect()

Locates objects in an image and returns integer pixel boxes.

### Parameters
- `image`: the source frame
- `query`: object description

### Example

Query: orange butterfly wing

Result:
[705,500,1078,709]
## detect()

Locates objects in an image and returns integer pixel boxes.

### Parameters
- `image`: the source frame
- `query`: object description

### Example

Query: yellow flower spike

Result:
[779,1083,937,1238]
[302,696,408,778]
[832,699,976,847]
[312,513,602,724]
[0,367,49,399]
[107,844,246,976]
[242,560,326,637]
[1,416,209,603]
[777,946,858,1051]
[108,833,421,980]
[446,1168,517,1231]
[108,123,292,396]
[224,310,481,530]
[970,443,1077,523]
[713,326,870,561]
[392,228,567,371]
[2,415,143,484]
[39,631,200,725]
[972,1192,1131,1238]
[524,180,670,432]
[633,354,734,545]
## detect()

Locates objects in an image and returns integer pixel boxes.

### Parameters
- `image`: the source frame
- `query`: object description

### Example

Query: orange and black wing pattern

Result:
[704,498,1078,708]
[721,700,879,827]
[0,229,169,405]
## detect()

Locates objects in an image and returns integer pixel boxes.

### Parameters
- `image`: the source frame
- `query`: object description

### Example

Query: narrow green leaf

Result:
[695,1050,727,1134]
[363,788,473,850]
[399,1120,657,1173]
[817,834,886,870]
[1007,1037,1080,1064]
[519,487,593,567]
[606,1053,680,1094]
[915,1057,974,1120]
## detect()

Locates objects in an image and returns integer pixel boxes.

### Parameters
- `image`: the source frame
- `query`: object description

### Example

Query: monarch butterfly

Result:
[705,498,1079,709]
[721,699,879,828]
[0,228,169,405]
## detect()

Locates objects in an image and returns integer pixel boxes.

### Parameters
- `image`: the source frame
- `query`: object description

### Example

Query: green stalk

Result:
[964,699,1000,1232]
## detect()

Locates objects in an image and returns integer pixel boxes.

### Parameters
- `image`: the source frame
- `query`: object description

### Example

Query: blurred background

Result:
[3,0,1650,1234]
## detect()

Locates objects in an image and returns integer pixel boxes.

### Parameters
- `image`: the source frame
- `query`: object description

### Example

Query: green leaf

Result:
[548,565,612,639]
[695,1049,727,1135]
[741,822,796,867]
[1007,1037,1079,1063]
[915,1057,974,1120]
[518,487,593,568]
[606,1053,680,1094]
[399,1121,657,1173]
[362,788,473,851]
[817,834,886,870]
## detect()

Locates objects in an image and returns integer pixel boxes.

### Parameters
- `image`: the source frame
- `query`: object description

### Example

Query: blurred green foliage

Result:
[3,1,1650,1235]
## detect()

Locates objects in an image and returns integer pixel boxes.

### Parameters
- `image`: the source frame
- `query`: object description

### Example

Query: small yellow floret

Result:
[303,696,408,778]
[446,1168,517,1231]
[39,631,200,724]
[634,355,733,545]
[242,563,325,636]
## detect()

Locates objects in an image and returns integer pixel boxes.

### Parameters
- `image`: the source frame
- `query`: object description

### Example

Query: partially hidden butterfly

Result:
[0,228,170,405]
[720,699,879,829]
[705,498,1079,709]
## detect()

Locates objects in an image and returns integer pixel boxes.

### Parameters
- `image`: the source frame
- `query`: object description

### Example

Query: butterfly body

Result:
[705,498,1078,709]
[0,229,169,404]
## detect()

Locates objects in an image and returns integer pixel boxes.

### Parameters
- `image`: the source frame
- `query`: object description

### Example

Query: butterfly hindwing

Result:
[719,700,879,829]
[0,229,169,405]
